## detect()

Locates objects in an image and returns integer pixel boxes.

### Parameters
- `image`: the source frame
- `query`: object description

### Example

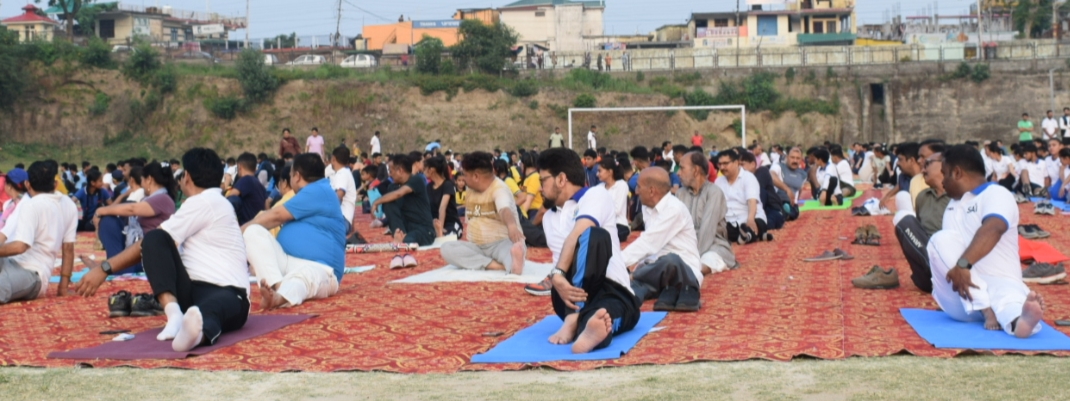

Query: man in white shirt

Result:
[715,149,771,244]
[985,142,1016,191]
[1045,139,1063,197]
[586,125,597,150]
[1060,108,1070,140]
[78,148,251,352]
[549,127,565,148]
[1042,110,1059,141]
[369,131,381,155]
[811,149,844,206]
[537,148,640,354]
[623,168,702,312]
[0,161,78,303]
[326,147,358,233]
[927,145,1043,338]
[829,145,857,197]
[1016,143,1046,197]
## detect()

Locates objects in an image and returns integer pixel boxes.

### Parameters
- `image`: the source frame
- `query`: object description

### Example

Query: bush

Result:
[528,100,539,110]
[88,92,110,116]
[440,59,457,75]
[461,74,501,93]
[673,71,703,86]
[415,36,445,75]
[121,44,161,85]
[547,103,569,120]
[731,118,744,138]
[509,78,539,97]
[236,49,278,103]
[412,74,463,97]
[152,65,177,94]
[81,37,113,68]
[204,95,247,120]
[785,67,796,83]
[636,71,645,82]
[0,42,29,111]
[573,93,596,108]
[971,64,991,83]
[683,88,716,120]
[826,66,837,79]
[952,62,972,79]
[312,63,349,80]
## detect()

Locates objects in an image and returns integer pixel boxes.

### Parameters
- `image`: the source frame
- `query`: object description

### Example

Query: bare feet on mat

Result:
[510,241,525,275]
[981,308,1001,331]
[549,313,579,345]
[259,279,286,311]
[1015,292,1045,339]
[172,306,205,352]
[572,308,612,354]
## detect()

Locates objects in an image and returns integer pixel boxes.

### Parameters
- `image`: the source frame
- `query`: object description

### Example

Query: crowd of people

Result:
[0,126,1054,355]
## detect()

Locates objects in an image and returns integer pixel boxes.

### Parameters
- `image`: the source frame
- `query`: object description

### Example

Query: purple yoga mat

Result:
[48,314,314,360]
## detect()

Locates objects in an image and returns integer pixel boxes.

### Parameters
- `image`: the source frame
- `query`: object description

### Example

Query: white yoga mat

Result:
[391,262,554,284]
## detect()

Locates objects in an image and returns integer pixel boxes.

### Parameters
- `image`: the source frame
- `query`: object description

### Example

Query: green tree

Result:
[0,28,30,111]
[235,49,279,103]
[266,33,297,49]
[415,35,445,75]
[1013,0,1055,38]
[35,0,95,40]
[75,1,115,37]
[451,19,518,74]
[121,43,160,85]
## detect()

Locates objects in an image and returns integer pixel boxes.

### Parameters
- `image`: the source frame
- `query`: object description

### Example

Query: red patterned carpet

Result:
[2,196,1070,373]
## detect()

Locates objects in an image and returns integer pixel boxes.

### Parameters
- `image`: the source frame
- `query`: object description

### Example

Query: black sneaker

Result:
[674,286,701,312]
[130,293,164,317]
[761,232,775,242]
[108,290,132,318]
[653,287,680,311]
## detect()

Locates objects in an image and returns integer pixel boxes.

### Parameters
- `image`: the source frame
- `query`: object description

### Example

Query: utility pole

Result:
[977,0,983,60]
[336,0,343,49]
[244,0,250,49]
[735,0,740,67]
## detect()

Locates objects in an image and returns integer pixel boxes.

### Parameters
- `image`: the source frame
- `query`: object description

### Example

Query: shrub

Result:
[204,96,247,120]
[440,59,457,75]
[731,118,744,138]
[81,37,113,69]
[636,71,645,82]
[673,71,703,86]
[236,49,279,103]
[415,36,445,75]
[88,92,110,116]
[952,62,972,79]
[121,44,161,85]
[528,100,539,110]
[0,43,29,111]
[573,93,596,108]
[683,88,716,120]
[785,67,796,83]
[509,78,539,97]
[971,64,991,83]
[547,103,569,120]
[826,66,837,79]
[152,65,177,94]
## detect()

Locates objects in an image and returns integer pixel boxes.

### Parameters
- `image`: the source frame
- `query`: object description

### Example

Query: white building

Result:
[498,0,604,52]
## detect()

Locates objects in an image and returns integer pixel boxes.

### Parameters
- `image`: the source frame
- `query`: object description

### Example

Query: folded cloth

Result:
[1020,237,1070,264]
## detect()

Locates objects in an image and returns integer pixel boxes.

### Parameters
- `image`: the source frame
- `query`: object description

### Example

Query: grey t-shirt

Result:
[776,163,808,202]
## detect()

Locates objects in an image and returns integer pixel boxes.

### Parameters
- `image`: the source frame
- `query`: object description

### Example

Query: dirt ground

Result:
[3,355,1068,401]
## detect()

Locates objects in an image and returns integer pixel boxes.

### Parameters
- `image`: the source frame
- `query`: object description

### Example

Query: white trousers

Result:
[701,251,727,274]
[927,230,1039,336]
[243,225,339,307]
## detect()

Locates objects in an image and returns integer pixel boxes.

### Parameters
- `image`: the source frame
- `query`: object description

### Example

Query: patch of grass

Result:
[88,92,111,116]
[528,100,539,110]
[673,71,703,86]
[573,93,596,108]
[325,87,375,109]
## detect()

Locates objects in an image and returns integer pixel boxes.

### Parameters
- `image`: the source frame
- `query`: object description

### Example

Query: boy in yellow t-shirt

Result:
[442,152,527,274]
[518,153,544,219]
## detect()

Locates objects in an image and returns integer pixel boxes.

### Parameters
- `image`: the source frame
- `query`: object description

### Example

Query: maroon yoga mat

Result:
[48,314,315,360]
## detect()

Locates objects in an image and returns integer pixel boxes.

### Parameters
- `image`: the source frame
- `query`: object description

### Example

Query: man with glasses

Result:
[714,149,772,244]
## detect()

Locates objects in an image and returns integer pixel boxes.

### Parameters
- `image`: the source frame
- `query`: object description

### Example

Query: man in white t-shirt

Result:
[829,145,856,197]
[623,168,702,312]
[715,149,771,244]
[0,161,78,303]
[549,127,565,148]
[1045,139,1063,195]
[927,145,1043,338]
[1060,108,1070,140]
[537,148,640,354]
[78,148,251,352]
[1041,110,1059,141]
[811,148,844,206]
[326,147,358,232]
[1016,143,1046,197]
[586,125,597,150]
[369,131,381,155]
[306,127,325,160]
[985,142,1016,191]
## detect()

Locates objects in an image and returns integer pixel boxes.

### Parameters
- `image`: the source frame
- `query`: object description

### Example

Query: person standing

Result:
[587,125,598,150]
[1060,108,1070,140]
[1018,113,1034,145]
[279,129,300,159]
[1042,110,1059,141]
[691,131,703,148]
[306,127,325,161]
[370,131,382,156]
[605,54,612,71]
[549,127,565,148]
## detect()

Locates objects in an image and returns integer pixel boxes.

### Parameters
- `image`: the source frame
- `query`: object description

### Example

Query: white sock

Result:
[157,303,184,341]
[172,306,204,352]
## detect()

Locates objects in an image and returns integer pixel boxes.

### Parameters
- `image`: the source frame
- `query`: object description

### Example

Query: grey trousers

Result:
[629,253,701,301]
[441,239,524,272]
[0,258,42,304]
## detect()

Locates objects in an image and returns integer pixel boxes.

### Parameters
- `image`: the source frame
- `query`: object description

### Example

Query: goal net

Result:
[567,105,747,150]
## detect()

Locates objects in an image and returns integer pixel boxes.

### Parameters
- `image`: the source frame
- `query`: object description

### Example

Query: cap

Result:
[112,170,124,181]
[5,168,27,185]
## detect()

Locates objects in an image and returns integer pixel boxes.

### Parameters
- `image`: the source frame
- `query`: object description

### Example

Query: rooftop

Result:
[2,5,61,25]
[500,0,604,9]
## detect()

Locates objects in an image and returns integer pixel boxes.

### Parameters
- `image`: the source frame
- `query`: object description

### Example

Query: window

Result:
[870,83,885,105]
[99,19,115,38]
[171,28,178,42]
[714,18,729,27]
[827,21,837,34]
[535,11,545,17]
[813,21,824,33]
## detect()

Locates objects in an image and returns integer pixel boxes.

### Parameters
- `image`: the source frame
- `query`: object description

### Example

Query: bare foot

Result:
[572,308,613,354]
[548,313,579,345]
[981,308,1001,331]
[1014,292,1045,339]
[486,261,506,271]
[510,241,526,275]
[258,279,285,311]
[393,230,406,244]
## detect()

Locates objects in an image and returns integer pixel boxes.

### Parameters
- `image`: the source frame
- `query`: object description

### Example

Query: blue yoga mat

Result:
[47,269,136,283]
[901,308,1070,351]
[471,312,667,363]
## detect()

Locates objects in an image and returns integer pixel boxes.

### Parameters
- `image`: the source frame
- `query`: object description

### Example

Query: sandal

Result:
[402,254,418,268]
[389,255,405,270]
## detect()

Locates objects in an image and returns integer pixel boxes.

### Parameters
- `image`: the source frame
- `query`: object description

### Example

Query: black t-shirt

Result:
[755,166,783,211]
[399,173,433,230]
[428,180,460,228]
[232,175,267,225]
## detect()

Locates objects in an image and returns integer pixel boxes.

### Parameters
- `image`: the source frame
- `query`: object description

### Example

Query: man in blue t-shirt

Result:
[226,153,267,225]
[74,170,112,231]
[241,153,347,310]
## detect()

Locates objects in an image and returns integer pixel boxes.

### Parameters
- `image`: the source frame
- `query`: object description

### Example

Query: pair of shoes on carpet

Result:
[653,286,701,312]
[389,254,418,270]
[851,266,899,289]
[1014,193,1030,204]
[1034,201,1057,216]
[735,230,773,245]
[1023,262,1067,284]
[851,225,881,246]
[1018,224,1051,239]
[803,248,854,262]
[108,291,164,318]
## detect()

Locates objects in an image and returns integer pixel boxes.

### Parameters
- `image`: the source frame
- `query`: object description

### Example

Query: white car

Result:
[264,54,279,66]
[287,55,326,66]
[340,54,377,68]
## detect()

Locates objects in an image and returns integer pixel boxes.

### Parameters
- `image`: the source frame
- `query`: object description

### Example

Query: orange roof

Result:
[2,5,60,25]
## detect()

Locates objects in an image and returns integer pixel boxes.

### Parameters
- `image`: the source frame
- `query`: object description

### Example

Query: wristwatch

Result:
[101,260,114,275]
[956,257,973,270]
[550,268,566,277]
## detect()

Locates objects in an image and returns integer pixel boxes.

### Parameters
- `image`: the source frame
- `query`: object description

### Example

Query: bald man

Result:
[621,168,703,312]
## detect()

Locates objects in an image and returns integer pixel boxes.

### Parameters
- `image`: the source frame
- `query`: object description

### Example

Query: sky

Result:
[1,0,983,39]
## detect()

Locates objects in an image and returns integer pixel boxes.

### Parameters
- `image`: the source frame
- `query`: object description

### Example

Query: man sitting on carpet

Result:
[1015,143,1047,198]
[677,151,737,273]
[622,168,702,312]
[226,152,267,226]
[0,161,78,303]
[370,154,435,246]
[769,148,808,221]
[538,148,640,354]
[926,144,1043,338]
[78,148,251,352]
[242,153,347,310]
[714,149,772,244]
[441,152,526,274]
[740,149,786,229]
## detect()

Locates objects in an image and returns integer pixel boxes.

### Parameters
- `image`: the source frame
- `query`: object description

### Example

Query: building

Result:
[1,5,61,43]
[689,0,857,48]
[498,0,605,52]
[453,8,500,25]
[361,19,462,51]
[83,3,245,46]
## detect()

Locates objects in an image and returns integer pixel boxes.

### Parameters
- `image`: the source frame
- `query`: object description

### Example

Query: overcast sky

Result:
[2,0,981,39]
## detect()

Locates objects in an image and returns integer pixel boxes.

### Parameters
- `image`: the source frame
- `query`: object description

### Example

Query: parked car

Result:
[340,54,377,68]
[111,45,133,53]
[287,55,326,66]
[178,51,221,64]
[264,54,280,66]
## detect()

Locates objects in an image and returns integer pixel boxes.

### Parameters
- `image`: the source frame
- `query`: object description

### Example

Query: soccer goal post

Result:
[568,105,747,150]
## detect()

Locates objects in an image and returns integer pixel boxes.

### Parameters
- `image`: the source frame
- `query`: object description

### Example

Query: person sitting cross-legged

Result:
[441,152,526,274]
[226,152,267,226]
[537,148,640,354]
[714,149,772,244]
[78,148,251,352]
[677,151,738,273]
[371,154,435,246]
[622,168,703,312]
[241,153,347,310]
[92,163,177,276]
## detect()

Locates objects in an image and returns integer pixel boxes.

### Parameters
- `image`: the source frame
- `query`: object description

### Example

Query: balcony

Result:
[797,32,856,45]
